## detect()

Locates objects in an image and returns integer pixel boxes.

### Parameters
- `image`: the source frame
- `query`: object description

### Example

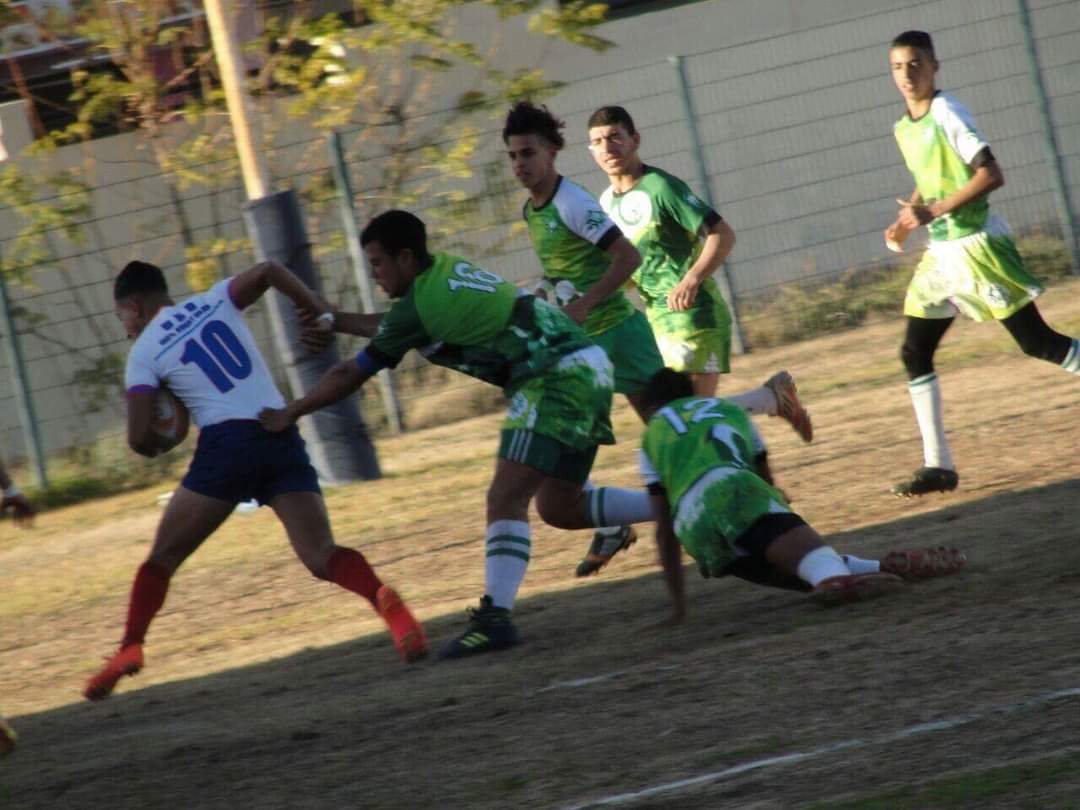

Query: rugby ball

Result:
[152,387,190,445]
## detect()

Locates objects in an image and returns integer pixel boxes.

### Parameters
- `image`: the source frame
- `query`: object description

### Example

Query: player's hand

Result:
[563,298,590,325]
[884,219,911,253]
[297,308,335,353]
[258,406,295,433]
[1,493,35,527]
[667,277,701,311]
[896,199,935,230]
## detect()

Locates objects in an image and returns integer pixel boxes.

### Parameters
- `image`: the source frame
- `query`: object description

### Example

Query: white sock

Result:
[840,554,881,575]
[909,373,954,470]
[726,385,776,416]
[485,519,530,609]
[1061,339,1080,374]
[586,487,653,527]
[796,546,851,587]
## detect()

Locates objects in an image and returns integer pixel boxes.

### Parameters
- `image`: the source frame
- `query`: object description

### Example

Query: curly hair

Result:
[502,101,565,150]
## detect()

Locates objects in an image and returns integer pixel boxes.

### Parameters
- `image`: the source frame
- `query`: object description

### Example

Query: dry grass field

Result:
[3,280,1080,809]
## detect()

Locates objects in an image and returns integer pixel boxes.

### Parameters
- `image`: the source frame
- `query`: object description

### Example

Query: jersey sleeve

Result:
[124,342,160,396]
[368,293,433,368]
[555,181,622,249]
[656,172,717,235]
[933,94,990,166]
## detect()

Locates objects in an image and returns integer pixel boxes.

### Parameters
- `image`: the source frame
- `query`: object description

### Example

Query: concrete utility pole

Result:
[202,0,380,480]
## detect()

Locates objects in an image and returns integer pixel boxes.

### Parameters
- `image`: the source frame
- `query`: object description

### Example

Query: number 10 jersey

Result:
[124,278,286,428]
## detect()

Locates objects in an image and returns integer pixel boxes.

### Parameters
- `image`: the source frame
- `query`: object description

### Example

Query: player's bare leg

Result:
[271,490,427,662]
[84,487,234,700]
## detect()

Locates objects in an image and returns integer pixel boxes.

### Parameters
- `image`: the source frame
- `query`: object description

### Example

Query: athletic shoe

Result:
[83,643,144,701]
[575,525,638,577]
[881,547,967,581]
[439,596,520,659]
[764,371,813,443]
[809,572,905,606]
[891,466,959,498]
[376,585,428,663]
[0,716,16,755]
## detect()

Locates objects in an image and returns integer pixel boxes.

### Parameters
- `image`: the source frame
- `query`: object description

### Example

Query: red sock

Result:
[121,561,172,648]
[325,547,382,608]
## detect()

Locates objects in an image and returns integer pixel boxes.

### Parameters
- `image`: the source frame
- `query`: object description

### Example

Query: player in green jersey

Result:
[885,31,1080,497]
[505,101,813,577]
[638,369,966,622]
[259,211,655,658]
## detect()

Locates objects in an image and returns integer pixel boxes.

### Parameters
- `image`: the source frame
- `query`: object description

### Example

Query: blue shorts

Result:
[182,420,321,505]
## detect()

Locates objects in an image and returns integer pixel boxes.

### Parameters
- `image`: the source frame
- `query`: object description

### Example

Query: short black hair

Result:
[641,368,695,413]
[114,260,168,301]
[891,30,935,59]
[360,210,432,265]
[502,101,565,150]
[587,105,637,136]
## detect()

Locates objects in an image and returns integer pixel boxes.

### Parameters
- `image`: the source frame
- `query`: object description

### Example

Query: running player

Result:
[506,101,813,576]
[638,369,966,622]
[885,30,1080,497]
[83,259,427,701]
[259,210,655,659]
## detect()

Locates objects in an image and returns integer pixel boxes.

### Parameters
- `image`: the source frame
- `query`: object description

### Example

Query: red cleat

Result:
[810,572,905,606]
[84,643,144,701]
[881,547,967,580]
[764,371,813,443]
[376,586,428,663]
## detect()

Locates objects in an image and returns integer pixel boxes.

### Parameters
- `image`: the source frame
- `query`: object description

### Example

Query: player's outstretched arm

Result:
[667,218,736,312]
[299,310,386,352]
[651,490,686,625]
[259,358,367,432]
[564,235,640,325]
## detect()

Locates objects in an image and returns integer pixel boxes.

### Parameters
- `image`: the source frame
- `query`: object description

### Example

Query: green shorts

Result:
[591,310,664,395]
[498,345,615,481]
[647,309,732,374]
[672,467,791,578]
[904,223,1044,322]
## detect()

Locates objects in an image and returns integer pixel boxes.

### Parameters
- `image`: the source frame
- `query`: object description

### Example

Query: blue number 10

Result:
[179,320,253,392]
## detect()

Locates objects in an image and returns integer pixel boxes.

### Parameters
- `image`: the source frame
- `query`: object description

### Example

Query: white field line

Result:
[560,686,1080,810]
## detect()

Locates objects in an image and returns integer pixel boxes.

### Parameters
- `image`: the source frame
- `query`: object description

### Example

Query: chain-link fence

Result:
[1,0,1077,492]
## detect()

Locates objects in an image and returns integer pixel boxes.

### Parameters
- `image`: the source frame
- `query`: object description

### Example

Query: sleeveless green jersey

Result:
[524,176,636,337]
[894,92,991,242]
[599,166,726,329]
[639,396,764,508]
[370,252,592,390]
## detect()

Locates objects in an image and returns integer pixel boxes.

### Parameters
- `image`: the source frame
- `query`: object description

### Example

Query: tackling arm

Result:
[259,354,374,432]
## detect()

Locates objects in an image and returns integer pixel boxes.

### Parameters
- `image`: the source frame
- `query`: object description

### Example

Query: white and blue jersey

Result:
[125,277,319,504]
[124,278,285,427]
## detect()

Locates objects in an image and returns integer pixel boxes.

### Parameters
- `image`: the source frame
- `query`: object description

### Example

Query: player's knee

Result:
[1013,330,1067,364]
[900,340,932,379]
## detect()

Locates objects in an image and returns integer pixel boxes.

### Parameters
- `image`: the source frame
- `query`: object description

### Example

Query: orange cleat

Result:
[810,572,905,606]
[84,643,144,701]
[376,586,428,663]
[764,371,813,443]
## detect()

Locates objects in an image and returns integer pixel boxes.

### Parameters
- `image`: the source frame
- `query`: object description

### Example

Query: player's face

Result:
[505,134,557,192]
[587,124,639,176]
[364,241,414,299]
[115,298,144,339]
[890,45,937,105]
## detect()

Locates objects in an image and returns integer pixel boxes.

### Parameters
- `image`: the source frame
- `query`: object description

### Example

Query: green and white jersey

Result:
[524,176,636,337]
[599,166,726,329]
[639,396,765,508]
[894,92,991,242]
[369,252,592,391]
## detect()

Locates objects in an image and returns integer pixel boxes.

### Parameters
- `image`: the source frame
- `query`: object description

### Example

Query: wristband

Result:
[316,312,335,329]
[4,485,21,498]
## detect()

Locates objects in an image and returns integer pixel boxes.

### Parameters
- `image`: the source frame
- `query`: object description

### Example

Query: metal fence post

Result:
[1017,0,1080,273]
[328,131,403,434]
[669,54,747,354]
[0,260,48,489]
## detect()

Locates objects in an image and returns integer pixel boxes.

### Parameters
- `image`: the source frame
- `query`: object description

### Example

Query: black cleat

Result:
[891,466,959,498]
[439,596,520,659]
